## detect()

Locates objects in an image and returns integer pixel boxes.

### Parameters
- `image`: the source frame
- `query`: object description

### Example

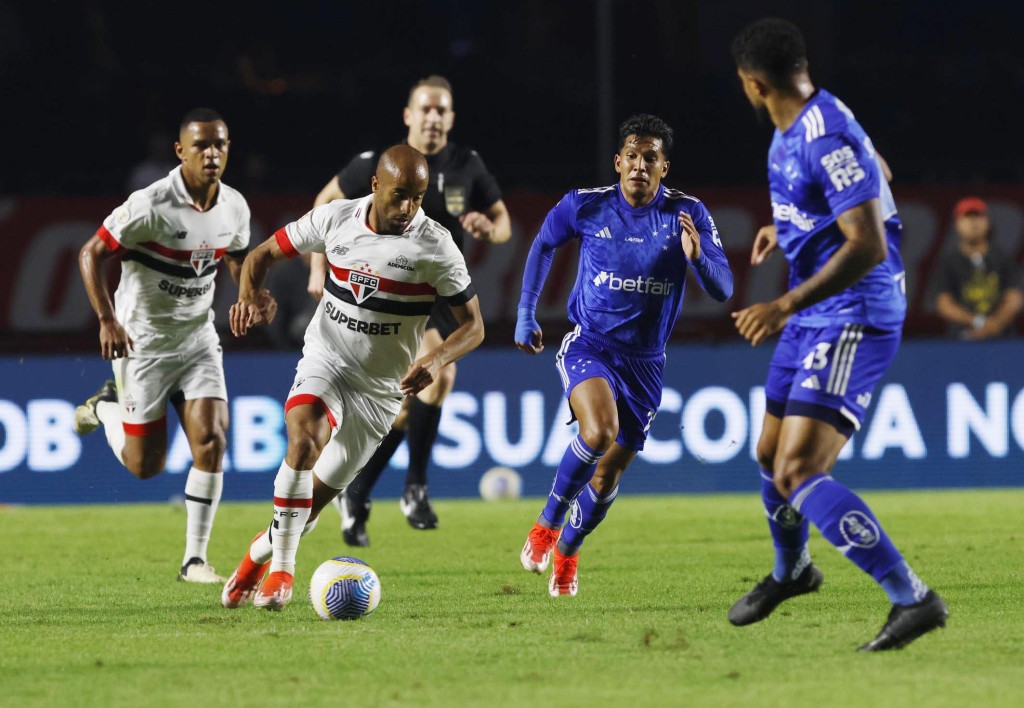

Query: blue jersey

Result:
[768,88,905,330]
[519,184,732,353]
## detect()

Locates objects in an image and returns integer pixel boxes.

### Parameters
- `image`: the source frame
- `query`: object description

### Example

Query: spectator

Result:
[935,197,1024,339]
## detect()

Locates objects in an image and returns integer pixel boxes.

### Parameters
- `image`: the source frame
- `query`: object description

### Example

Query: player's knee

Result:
[286,433,324,470]
[772,457,815,499]
[126,455,165,480]
[191,425,227,459]
[578,420,617,453]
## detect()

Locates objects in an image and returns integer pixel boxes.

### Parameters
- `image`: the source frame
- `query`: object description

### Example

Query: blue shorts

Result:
[764,322,901,436]
[554,326,665,451]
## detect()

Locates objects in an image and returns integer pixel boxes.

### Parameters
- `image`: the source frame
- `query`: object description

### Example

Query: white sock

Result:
[182,467,223,565]
[269,463,312,574]
[96,401,126,464]
[249,516,319,565]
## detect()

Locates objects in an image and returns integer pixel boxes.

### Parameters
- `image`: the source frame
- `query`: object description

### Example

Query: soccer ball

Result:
[308,556,381,620]
[478,465,523,501]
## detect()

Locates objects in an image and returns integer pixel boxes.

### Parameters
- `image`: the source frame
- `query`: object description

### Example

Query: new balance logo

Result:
[173,230,188,240]
[800,375,821,390]
[330,245,350,255]
[594,227,612,239]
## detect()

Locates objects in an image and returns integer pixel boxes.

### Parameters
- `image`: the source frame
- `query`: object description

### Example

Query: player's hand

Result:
[229,296,265,337]
[679,212,701,261]
[751,224,778,265]
[731,300,791,347]
[400,358,440,396]
[307,263,325,301]
[460,211,496,242]
[254,288,278,325]
[99,319,133,360]
[514,308,543,354]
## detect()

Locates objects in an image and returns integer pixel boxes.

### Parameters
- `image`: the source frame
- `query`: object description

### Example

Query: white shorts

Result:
[112,343,227,435]
[284,354,402,490]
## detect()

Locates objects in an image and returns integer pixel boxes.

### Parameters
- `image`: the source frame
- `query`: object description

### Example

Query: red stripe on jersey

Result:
[328,265,436,296]
[275,227,299,258]
[139,241,227,262]
[284,393,338,428]
[97,226,125,255]
[123,417,166,436]
[273,496,314,508]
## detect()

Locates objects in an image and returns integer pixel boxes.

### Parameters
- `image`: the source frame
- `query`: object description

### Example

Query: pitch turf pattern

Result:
[2,491,1023,706]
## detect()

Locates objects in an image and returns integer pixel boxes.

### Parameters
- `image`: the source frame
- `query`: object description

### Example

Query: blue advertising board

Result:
[1,338,1021,504]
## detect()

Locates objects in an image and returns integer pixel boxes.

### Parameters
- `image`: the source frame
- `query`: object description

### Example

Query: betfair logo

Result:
[592,271,675,296]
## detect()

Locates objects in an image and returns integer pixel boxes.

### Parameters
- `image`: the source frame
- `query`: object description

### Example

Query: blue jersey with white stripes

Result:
[519,184,732,353]
[768,88,906,330]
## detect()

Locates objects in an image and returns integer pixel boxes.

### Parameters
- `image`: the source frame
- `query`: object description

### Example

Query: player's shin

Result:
[558,483,618,555]
[182,467,223,565]
[539,435,605,528]
[405,398,442,488]
[792,474,929,605]
[268,464,313,575]
[761,469,810,582]
[97,401,126,464]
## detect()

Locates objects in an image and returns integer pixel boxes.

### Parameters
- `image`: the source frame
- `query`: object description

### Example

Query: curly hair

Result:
[618,114,674,156]
[731,18,808,87]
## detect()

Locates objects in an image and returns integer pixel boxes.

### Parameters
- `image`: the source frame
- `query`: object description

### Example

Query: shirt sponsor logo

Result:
[387,254,414,271]
[159,280,213,298]
[324,301,400,335]
[591,271,675,296]
[772,201,817,232]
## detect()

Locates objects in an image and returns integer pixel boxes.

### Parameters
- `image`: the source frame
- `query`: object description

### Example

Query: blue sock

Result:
[559,483,618,555]
[792,474,928,605]
[760,469,810,582]
[539,435,604,528]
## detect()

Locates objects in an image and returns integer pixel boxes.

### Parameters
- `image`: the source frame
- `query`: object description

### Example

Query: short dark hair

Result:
[618,114,674,156]
[407,75,453,105]
[731,18,808,87]
[179,107,224,132]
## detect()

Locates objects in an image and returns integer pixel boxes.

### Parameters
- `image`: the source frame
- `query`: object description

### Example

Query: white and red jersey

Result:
[97,167,250,354]
[276,195,474,397]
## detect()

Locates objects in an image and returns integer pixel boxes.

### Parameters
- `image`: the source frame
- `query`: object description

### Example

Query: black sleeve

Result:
[467,150,503,211]
[336,151,377,198]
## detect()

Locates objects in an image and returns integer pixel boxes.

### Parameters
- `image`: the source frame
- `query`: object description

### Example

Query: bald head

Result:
[369,145,430,234]
[376,144,428,184]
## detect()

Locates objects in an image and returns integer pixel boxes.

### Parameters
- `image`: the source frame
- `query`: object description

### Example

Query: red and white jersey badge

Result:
[190,248,216,275]
[347,264,380,303]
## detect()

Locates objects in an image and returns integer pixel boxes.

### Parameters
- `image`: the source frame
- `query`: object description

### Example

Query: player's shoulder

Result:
[416,212,458,249]
[662,187,709,216]
[317,196,362,221]
[216,180,250,214]
[570,184,617,205]
[800,90,863,144]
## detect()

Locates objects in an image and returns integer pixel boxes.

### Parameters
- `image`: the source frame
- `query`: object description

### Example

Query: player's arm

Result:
[934,291,977,328]
[460,199,512,244]
[401,295,485,396]
[679,209,733,302]
[307,177,348,300]
[79,234,133,360]
[230,236,290,337]
[225,251,278,326]
[876,152,893,183]
[515,195,577,354]
[733,198,887,346]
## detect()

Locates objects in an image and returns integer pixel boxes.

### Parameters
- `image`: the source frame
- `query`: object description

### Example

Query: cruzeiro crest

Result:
[347,270,379,303]
[444,185,466,217]
[190,248,215,275]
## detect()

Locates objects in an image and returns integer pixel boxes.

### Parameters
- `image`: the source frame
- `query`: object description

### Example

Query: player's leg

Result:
[400,323,456,530]
[174,395,228,583]
[776,325,946,648]
[521,345,617,576]
[547,442,635,597]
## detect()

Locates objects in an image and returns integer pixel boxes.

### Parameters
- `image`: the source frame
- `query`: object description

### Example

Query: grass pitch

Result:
[2,489,1022,707]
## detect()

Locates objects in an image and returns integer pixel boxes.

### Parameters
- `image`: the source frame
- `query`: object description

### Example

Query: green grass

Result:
[2,489,1022,707]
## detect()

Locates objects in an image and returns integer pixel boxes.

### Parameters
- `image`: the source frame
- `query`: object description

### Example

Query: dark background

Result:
[3,0,1021,197]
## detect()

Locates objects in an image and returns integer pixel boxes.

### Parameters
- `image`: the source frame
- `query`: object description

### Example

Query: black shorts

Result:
[426,299,458,339]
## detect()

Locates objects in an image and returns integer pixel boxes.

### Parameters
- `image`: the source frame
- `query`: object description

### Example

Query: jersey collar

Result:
[168,165,221,211]
[615,182,664,213]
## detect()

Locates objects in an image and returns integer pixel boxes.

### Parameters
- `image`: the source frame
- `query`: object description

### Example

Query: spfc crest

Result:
[444,186,466,217]
[348,271,379,303]
[190,249,215,275]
